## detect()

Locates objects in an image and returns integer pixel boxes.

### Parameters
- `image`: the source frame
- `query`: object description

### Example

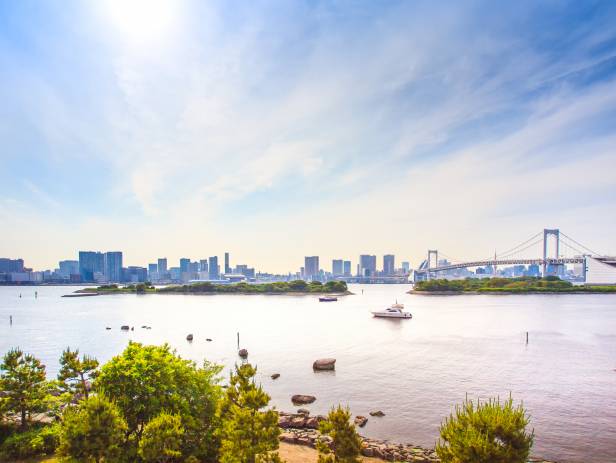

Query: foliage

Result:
[413,276,616,293]
[218,363,282,463]
[0,424,59,460]
[58,347,99,400]
[436,396,534,463]
[59,394,127,463]
[158,280,347,294]
[95,342,222,461]
[316,406,361,463]
[139,412,185,463]
[0,348,48,429]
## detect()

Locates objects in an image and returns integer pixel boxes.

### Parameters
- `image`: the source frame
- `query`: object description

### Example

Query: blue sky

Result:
[1,0,616,271]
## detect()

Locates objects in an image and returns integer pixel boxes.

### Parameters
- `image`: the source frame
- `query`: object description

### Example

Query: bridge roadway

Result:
[416,257,584,274]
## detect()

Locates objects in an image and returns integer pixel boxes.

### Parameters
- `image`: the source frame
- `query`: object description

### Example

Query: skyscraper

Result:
[224,252,230,274]
[401,261,410,273]
[199,259,209,273]
[359,255,377,277]
[157,258,168,274]
[59,260,79,277]
[343,260,351,276]
[148,263,158,278]
[79,251,104,282]
[304,256,319,280]
[209,256,219,279]
[383,254,395,275]
[180,258,190,273]
[332,259,343,276]
[104,252,123,282]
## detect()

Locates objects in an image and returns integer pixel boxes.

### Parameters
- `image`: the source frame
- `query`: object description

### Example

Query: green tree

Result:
[139,412,185,463]
[0,348,48,429]
[58,347,99,400]
[316,406,361,463]
[96,342,222,461]
[59,394,127,463]
[218,363,282,463]
[436,396,534,463]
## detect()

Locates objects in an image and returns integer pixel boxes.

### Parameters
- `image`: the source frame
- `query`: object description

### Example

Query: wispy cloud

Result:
[0,1,615,270]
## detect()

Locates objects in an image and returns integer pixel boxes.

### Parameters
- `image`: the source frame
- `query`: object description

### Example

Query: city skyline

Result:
[2,1,616,272]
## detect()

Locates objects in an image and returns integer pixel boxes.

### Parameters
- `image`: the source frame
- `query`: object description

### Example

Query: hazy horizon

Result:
[2,1,616,272]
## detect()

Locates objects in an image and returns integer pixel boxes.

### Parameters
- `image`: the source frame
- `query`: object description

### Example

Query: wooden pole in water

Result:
[237,332,240,349]
[526,331,529,344]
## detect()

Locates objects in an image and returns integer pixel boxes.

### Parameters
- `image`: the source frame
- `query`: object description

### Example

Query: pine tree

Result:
[0,348,48,429]
[59,394,127,463]
[436,396,534,463]
[58,347,99,400]
[139,412,185,463]
[316,406,362,463]
[218,363,283,463]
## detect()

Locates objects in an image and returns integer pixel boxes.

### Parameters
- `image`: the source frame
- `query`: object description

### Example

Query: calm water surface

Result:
[1,285,615,463]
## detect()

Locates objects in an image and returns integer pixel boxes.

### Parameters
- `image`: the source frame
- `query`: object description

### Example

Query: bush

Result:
[436,396,534,463]
[139,412,185,463]
[59,395,127,463]
[317,406,361,463]
[0,424,59,460]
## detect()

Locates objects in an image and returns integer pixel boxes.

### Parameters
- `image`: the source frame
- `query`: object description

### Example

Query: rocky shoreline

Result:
[278,412,555,463]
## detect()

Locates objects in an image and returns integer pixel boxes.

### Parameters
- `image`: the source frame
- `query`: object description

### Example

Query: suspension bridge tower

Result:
[542,228,560,276]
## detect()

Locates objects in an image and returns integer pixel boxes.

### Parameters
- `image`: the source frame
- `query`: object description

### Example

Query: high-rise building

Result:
[0,258,24,273]
[401,261,410,273]
[199,259,209,273]
[343,260,351,276]
[79,251,104,282]
[332,259,343,276]
[359,255,377,277]
[58,260,79,277]
[157,258,168,273]
[209,256,219,279]
[180,258,190,273]
[104,252,123,282]
[148,263,158,278]
[224,252,230,274]
[383,254,395,275]
[304,256,319,280]
[123,266,147,283]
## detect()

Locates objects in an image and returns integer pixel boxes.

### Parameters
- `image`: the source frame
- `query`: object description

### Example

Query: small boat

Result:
[319,296,338,302]
[371,302,412,319]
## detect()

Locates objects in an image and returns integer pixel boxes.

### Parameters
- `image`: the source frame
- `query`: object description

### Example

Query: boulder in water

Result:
[291,395,316,405]
[370,410,385,417]
[354,416,368,427]
[271,373,280,380]
[313,358,336,371]
[120,325,129,331]
[186,334,194,341]
[238,348,248,358]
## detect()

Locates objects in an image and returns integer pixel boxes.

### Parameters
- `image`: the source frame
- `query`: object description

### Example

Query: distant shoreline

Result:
[408,289,616,295]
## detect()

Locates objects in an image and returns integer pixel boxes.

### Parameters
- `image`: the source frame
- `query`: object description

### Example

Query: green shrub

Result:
[436,396,534,463]
[0,424,59,460]
[59,395,127,463]
[317,406,361,463]
[139,412,185,463]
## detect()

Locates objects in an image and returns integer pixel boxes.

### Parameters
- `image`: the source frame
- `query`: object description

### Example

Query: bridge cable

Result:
[559,232,601,256]
[494,231,544,260]
[497,238,544,260]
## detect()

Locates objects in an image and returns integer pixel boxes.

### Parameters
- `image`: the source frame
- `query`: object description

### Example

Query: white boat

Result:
[371,302,412,319]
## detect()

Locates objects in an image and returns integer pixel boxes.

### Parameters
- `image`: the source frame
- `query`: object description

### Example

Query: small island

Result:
[411,276,616,294]
[75,279,350,296]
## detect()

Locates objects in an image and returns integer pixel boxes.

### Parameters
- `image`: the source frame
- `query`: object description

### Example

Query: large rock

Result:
[370,410,385,417]
[120,325,129,330]
[238,348,248,358]
[354,416,368,427]
[186,334,193,341]
[292,394,316,405]
[271,373,280,380]
[313,358,336,371]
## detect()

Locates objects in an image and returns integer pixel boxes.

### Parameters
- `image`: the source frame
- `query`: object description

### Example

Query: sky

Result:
[1,0,616,273]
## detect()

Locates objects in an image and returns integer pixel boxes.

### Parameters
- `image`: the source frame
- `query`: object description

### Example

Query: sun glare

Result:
[104,0,178,46]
